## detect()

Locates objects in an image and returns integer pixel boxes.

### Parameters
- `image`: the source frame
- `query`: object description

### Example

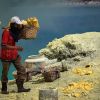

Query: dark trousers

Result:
[1,55,26,83]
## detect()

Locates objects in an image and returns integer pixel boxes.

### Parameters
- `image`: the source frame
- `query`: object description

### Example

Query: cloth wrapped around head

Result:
[10,16,22,24]
[9,16,23,42]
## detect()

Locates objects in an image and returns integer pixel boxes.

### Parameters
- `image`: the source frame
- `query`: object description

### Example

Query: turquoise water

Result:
[0,5,100,80]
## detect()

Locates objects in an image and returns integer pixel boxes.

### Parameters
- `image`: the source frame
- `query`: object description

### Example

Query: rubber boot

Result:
[1,82,9,94]
[16,79,30,93]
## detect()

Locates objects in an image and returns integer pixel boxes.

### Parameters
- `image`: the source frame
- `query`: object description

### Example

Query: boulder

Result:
[39,32,99,61]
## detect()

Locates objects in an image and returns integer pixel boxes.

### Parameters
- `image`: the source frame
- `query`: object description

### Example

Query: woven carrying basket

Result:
[19,26,38,39]
[42,69,60,82]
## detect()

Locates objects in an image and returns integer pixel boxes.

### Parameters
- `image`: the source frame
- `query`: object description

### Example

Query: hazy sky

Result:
[0,0,67,21]
[0,0,68,7]
[0,0,70,29]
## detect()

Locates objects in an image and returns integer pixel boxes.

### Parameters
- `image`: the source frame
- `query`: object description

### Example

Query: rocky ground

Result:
[0,32,100,100]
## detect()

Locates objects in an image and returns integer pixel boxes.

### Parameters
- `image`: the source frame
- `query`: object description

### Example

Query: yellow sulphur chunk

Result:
[72,93,81,97]
[33,17,40,28]
[21,20,28,25]
[85,70,93,75]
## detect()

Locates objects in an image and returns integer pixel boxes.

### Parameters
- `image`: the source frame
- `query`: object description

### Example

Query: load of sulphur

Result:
[61,81,93,97]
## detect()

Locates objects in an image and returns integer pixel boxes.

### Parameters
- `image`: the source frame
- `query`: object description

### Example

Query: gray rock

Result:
[39,32,98,61]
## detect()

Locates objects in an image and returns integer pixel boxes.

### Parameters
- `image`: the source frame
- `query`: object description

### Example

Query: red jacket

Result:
[0,29,18,61]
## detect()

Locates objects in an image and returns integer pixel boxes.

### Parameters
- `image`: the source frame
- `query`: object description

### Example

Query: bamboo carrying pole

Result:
[39,88,58,100]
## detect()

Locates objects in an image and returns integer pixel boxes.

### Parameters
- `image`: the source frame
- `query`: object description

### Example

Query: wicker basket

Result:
[42,69,60,82]
[19,26,38,39]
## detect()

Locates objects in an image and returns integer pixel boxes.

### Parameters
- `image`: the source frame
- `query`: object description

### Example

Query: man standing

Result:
[0,16,30,94]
